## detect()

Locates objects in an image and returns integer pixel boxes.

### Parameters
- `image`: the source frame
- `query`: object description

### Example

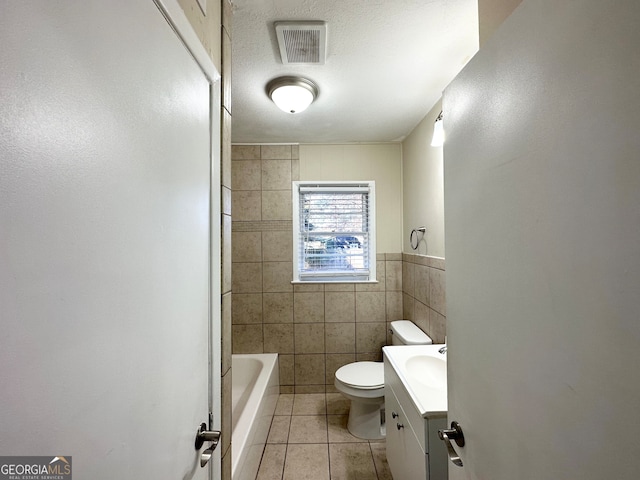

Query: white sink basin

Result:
[405,354,447,390]
[383,344,447,417]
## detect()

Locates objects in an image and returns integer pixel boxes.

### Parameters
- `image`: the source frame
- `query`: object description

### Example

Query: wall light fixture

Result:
[431,111,444,147]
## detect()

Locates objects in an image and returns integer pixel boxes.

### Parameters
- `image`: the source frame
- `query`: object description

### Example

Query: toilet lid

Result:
[335,361,384,389]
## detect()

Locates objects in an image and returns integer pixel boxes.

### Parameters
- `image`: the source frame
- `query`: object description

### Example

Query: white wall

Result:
[444,0,640,478]
[401,100,445,257]
[478,0,522,46]
[300,144,403,253]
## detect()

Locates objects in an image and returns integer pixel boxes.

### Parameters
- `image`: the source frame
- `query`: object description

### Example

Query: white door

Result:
[0,1,220,479]
[443,1,640,479]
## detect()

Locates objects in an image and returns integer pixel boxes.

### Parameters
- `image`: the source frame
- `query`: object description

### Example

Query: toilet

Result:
[334,320,432,439]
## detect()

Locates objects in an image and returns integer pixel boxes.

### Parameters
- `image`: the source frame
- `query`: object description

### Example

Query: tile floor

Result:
[256,393,393,480]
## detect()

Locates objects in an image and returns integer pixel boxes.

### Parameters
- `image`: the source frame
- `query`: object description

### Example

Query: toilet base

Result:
[346,399,385,440]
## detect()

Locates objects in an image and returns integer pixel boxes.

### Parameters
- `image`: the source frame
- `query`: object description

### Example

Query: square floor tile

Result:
[326,393,350,415]
[274,393,294,415]
[257,444,286,480]
[328,415,367,443]
[370,442,393,480]
[288,415,328,443]
[292,393,326,415]
[283,444,330,480]
[267,415,291,444]
[329,443,378,480]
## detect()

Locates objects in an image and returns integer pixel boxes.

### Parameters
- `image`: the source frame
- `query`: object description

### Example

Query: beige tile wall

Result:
[401,253,447,344]
[220,2,233,479]
[231,144,447,393]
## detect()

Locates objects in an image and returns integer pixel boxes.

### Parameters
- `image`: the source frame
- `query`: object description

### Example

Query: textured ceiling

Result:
[231,0,479,144]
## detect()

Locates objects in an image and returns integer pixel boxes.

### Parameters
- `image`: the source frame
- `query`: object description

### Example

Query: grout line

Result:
[327,441,333,480]
[285,412,292,445]
[281,442,289,480]
[368,442,380,480]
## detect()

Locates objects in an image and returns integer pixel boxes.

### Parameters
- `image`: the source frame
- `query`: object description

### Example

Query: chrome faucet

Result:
[438,345,447,354]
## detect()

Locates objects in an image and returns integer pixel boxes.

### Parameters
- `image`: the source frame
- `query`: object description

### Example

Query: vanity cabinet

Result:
[384,354,448,480]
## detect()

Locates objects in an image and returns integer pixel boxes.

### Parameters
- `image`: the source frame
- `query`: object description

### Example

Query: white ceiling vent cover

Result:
[275,21,327,65]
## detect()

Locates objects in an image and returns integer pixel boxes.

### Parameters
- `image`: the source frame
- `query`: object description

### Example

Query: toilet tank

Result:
[389,320,433,345]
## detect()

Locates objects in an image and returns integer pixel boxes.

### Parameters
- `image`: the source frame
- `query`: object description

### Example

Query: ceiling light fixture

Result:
[431,111,444,147]
[267,76,318,114]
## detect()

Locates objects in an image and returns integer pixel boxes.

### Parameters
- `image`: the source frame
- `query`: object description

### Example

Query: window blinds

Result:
[297,184,371,281]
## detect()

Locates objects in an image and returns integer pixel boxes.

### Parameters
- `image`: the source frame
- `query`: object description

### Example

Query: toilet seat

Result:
[335,361,384,389]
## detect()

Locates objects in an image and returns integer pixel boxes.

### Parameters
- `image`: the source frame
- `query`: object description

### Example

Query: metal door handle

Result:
[438,421,465,467]
[195,422,221,467]
[200,444,216,468]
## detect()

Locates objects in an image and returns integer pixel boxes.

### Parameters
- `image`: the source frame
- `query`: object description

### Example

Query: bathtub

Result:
[232,353,279,480]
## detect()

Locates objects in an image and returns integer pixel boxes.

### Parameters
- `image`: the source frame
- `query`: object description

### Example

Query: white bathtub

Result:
[232,353,279,480]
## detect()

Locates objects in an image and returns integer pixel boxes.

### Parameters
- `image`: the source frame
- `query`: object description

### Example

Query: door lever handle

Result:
[438,421,465,467]
[200,443,216,468]
[195,422,221,467]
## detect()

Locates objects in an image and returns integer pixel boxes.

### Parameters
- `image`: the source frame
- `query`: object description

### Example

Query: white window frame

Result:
[292,181,376,283]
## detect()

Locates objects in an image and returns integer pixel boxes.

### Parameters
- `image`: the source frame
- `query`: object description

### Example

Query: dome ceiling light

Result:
[266,76,318,114]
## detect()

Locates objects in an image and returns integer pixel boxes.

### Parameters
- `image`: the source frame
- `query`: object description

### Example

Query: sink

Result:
[405,355,447,390]
[383,344,448,416]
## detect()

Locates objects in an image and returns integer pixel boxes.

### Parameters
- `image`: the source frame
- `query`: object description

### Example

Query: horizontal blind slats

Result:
[299,186,370,193]
[298,185,370,277]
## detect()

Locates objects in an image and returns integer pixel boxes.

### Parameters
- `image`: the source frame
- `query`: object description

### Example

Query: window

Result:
[292,181,376,282]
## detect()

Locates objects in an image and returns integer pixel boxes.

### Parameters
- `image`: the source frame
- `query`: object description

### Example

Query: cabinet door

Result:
[427,417,448,480]
[385,386,428,480]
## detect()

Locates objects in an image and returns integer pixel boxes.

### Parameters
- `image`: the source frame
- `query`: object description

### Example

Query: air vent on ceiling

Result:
[275,21,327,65]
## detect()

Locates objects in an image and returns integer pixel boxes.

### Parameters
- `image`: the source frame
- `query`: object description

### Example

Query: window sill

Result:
[291,280,379,284]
